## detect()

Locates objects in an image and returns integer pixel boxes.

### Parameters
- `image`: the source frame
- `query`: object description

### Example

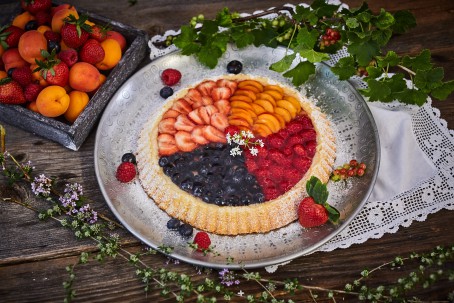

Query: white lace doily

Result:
[147,3,454,271]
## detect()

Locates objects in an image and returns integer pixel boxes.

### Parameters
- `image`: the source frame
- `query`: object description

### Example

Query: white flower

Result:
[249,147,258,156]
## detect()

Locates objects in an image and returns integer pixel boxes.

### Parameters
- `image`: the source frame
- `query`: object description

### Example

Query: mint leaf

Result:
[270,53,296,73]
[306,176,328,205]
[283,61,315,86]
[296,27,319,49]
[348,39,380,66]
[392,10,416,34]
[331,56,357,80]
[299,49,329,63]
[431,80,454,100]
[324,203,340,224]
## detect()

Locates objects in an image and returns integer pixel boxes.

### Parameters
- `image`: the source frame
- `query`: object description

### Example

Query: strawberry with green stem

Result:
[61,14,92,49]
[0,78,26,105]
[298,176,340,228]
[34,49,69,87]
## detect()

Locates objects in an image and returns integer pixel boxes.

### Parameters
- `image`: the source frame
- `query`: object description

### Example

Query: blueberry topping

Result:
[122,152,136,164]
[160,86,174,98]
[227,60,243,74]
[24,20,38,31]
[158,157,170,167]
[166,218,181,230]
[178,223,193,237]
[48,41,61,53]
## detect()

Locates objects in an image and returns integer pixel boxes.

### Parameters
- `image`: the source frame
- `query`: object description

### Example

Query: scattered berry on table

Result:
[226,60,243,74]
[192,231,211,252]
[330,159,367,181]
[161,68,182,86]
[115,162,136,183]
[166,218,181,230]
[121,152,136,164]
[160,86,174,98]
[178,223,193,238]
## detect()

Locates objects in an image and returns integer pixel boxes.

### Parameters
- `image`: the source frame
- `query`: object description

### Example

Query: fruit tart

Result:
[136,74,336,235]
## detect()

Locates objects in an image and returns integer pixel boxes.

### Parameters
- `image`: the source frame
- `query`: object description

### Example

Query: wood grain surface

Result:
[1,0,453,302]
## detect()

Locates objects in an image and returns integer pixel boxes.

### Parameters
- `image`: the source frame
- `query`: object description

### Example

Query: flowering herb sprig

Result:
[1,124,453,302]
[226,130,264,156]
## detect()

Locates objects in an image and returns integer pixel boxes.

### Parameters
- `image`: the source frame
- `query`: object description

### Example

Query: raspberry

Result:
[286,121,304,134]
[193,231,211,251]
[44,30,61,43]
[305,141,316,157]
[295,115,313,129]
[264,186,280,200]
[224,125,240,136]
[287,135,305,147]
[293,157,312,174]
[300,129,316,142]
[266,134,285,150]
[161,68,182,86]
[11,66,32,87]
[293,144,306,157]
[115,162,136,183]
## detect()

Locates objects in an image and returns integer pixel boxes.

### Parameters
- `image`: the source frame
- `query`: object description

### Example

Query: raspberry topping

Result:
[116,162,136,183]
[161,68,182,86]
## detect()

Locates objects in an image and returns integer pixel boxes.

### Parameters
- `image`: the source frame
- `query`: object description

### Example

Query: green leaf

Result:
[374,9,395,29]
[381,74,408,102]
[324,204,340,224]
[210,33,230,53]
[231,29,254,48]
[197,45,222,69]
[215,7,233,27]
[431,80,454,100]
[252,27,278,48]
[296,27,318,49]
[200,20,219,37]
[270,53,296,73]
[348,39,380,66]
[173,25,197,49]
[311,0,339,18]
[365,66,382,79]
[299,49,329,63]
[414,67,444,90]
[392,10,417,34]
[346,17,359,29]
[402,49,432,71]
[306,176,328,204]
[377,50,400,68]
[357,11,372,23]
[360,79,391,101]
[394,88,428,105]
[294,6,318,25]
[371,28,392,46]
[331,56,357,80]
[283,61,315,86]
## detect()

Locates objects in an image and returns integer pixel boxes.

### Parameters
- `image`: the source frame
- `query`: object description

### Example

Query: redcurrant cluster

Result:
[319,28,341,48]
[330,159,367,181]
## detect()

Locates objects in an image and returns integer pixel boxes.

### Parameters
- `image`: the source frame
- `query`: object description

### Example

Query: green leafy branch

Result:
[154,1,454,105]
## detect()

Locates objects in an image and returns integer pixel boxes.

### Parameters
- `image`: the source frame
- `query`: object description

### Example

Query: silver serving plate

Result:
[94,45,379,269]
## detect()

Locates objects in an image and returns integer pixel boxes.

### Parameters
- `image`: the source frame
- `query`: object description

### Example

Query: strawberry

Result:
[21,0,51,14]
[24,83,43,102]
[191,126,209,145]
[44,30,61,43]
[175,130,198,152]
[115,162,136,183]
[174,114,195,132]
[90,24,109,42]
[196,80,216,96]
[34,10,52,26]
[297,177,340,228]
[202,125,226,143]
[0,78,26,104]
[214,100,231,115]
[298,197,328,228]
[211,86,231,101]
[79,39,105,65]
[210,112,229,131]
[11,66,32,87]
[58,49,78,67]
[61,14,91,49]
[192,231,211,252]
[34,50,69,87]
[0,25,24,49]
[157,133,179,156]
[161,68,181,86]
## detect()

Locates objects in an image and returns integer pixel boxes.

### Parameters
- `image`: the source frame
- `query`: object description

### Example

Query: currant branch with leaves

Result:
[154,1,454,106]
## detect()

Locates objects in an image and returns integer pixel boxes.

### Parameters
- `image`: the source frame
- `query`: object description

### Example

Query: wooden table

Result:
[1,0,453,302]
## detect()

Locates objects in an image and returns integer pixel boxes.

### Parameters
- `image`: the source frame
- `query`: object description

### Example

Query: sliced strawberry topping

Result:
[158,117,177,135]
[210,112,229,131]
[214,100,231,115]
[188,109,204,125]
[191,126,210,145]
[211,87,232,101]
[202,125,226,143]
[196,80,216,96]
[204,104,219,116]
[175,131,198,152]
[162,109,180,119]
[172,99,192,114]
[157,133,179,156]
[185,88,203,105]
[174,114,195,132]
[216,79,238,94]
[197,106,211,124]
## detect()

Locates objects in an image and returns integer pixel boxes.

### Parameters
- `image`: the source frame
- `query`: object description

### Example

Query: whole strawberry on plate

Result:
[298,176,340,228]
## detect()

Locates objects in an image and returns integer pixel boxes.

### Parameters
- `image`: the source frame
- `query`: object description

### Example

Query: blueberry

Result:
[180,179,194,192]
[163,166,174,176]
[158,157,170,167]
[227,60,243,74]
[24,20,38,31]
[166,218,181,230]
[193,185,203,197]
[48,41,61,53]
[7,68,15,77]
[254,192,265,203]
[122,152,137,164]
[240,195,251,206]
[160,86,174,98]
[178,223,193,237]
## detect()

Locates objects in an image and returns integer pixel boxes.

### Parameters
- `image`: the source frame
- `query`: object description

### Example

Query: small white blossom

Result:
[226,130,265,157]
[249,147,258,156]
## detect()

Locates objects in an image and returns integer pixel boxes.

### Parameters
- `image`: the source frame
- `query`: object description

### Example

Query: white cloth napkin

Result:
[367,103,437,202]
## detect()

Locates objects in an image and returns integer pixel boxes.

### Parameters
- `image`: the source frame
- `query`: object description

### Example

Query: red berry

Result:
[349,159,358,167]
[298,197,328,228]
[0,25,24,49]
[286,121,304,134]
[11,66,32,87]
[44,30,61,43]
[266,134,285,150]
[193,231,211,252]
[347,169,355,177]
[115,162,136,183]
[79,39,105,65]
[24,83,43,102]
[161,68,182,86]
[224,125,240,136]
[305,141,316,157]
[357,168,365,176]
[58,49,78,68]
[359,163,367,170]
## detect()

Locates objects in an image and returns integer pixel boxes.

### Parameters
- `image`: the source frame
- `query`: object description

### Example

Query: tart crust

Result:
[137,74,336,235]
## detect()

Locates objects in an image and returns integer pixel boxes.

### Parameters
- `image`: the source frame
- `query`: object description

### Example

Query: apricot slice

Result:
[276,100,297,118]
[256,113,281,133]
[263,90,283,101]
[229,110,254,125]
[231,107,257,119]
[284,96,302,112]
[273,113,286,128]
[238,80,264,92]
[228,117,251,128]
[275,107,292,123]
[233,89,257,101]
[230,95,253,103]
[253,123,273,137]
[238,85,261,94]
[256,92,277,104]
[264,85,284,95]
[251,103,266,115]
[256,97,276,107]
[254,99,274,113]
[230,100,253,111]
